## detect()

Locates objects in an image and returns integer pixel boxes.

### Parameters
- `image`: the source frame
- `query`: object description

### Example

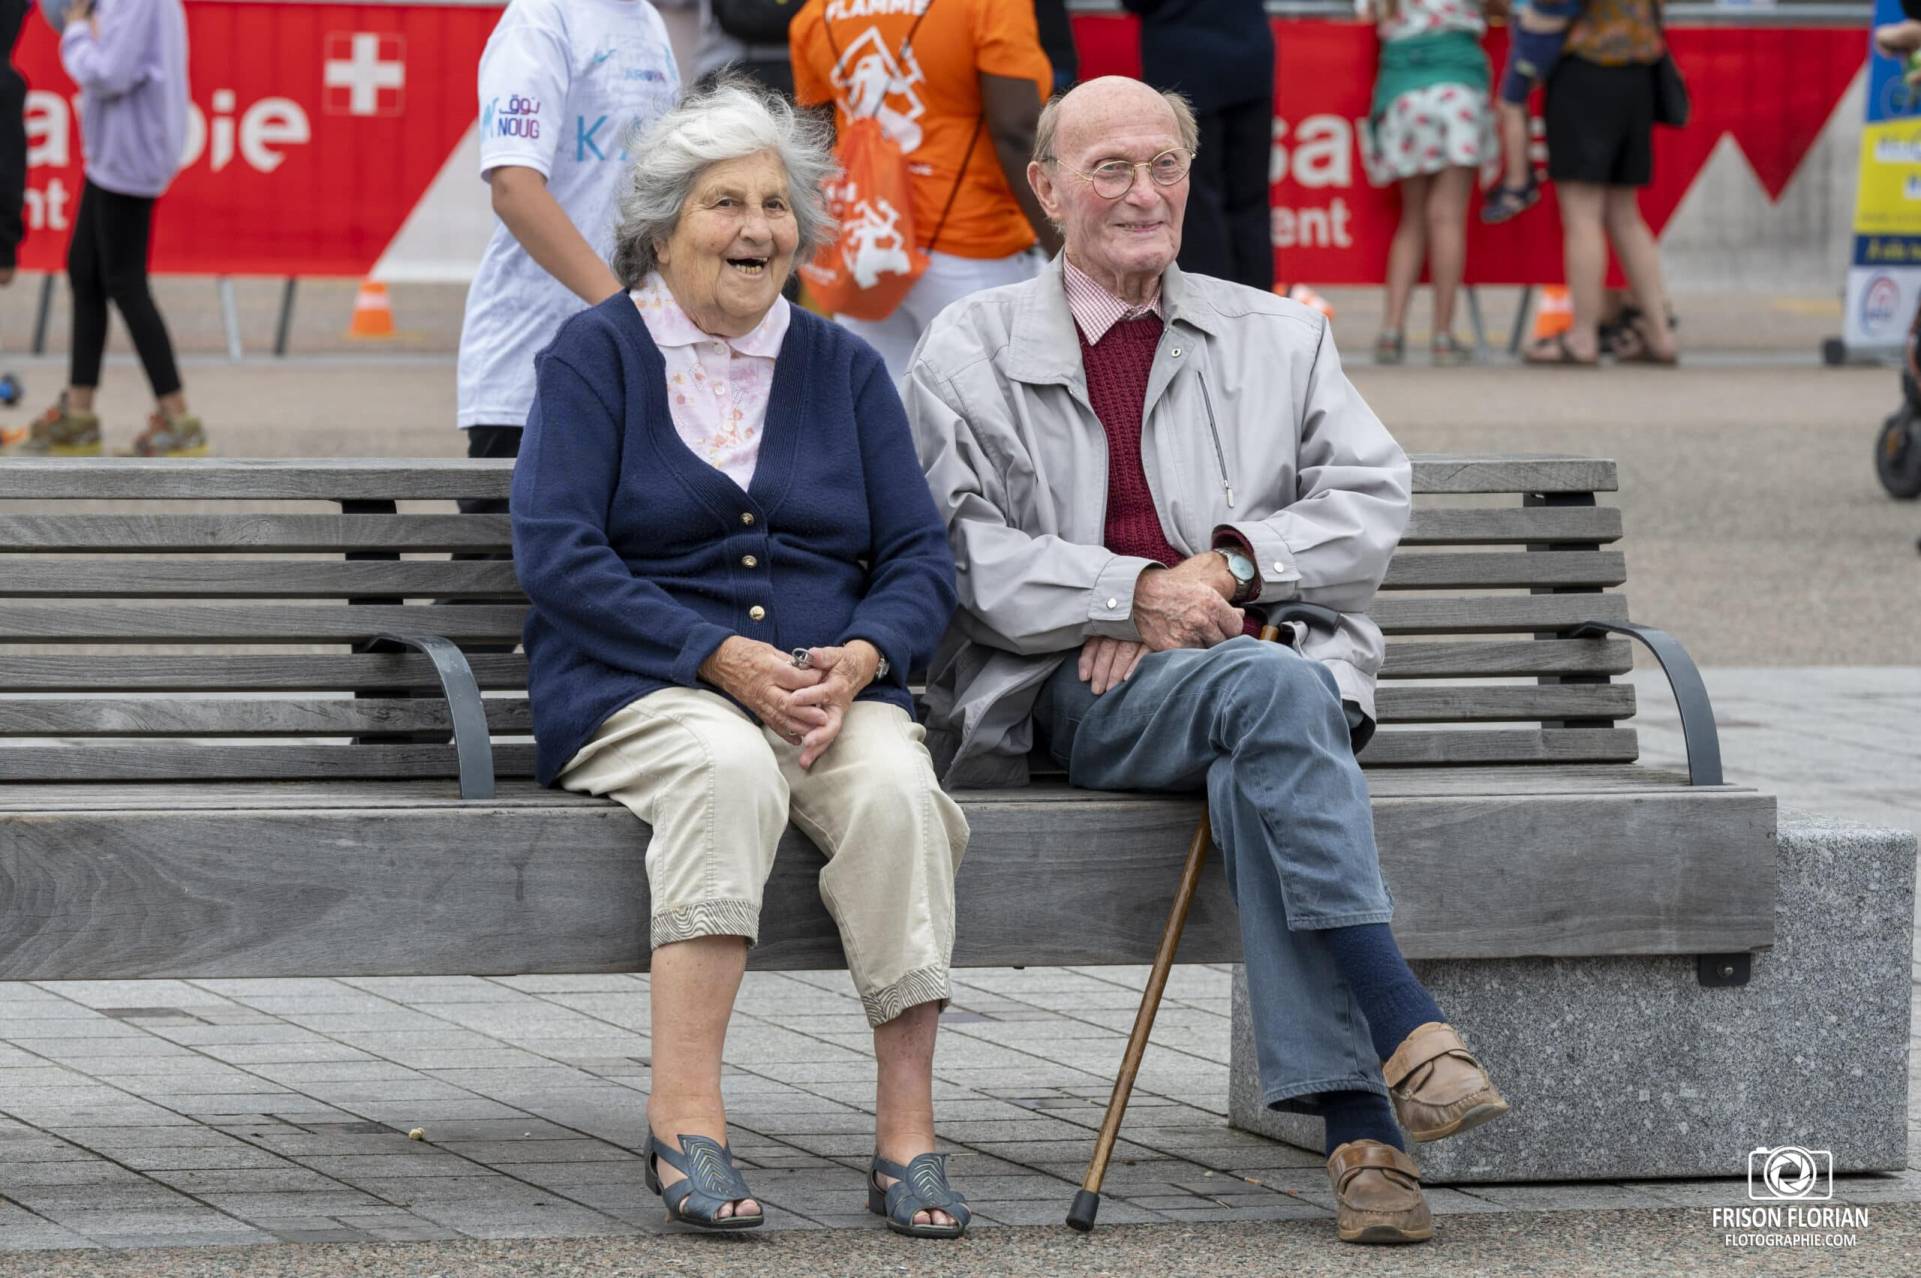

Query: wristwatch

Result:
[872,653,891,681]
[1218,548,1258,604]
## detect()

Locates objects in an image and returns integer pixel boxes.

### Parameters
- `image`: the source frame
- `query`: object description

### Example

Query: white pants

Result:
[836,248,1044,379]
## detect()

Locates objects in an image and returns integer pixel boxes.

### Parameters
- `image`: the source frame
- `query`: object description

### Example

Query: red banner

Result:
[1074,16,1863,285]
[16,1,497,275]
[11,7,1864,283]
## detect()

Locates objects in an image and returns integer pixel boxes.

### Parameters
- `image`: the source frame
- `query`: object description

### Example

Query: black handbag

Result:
[1653,53,1690,127]
[1650,2,1690,128]
[712,0,802,46]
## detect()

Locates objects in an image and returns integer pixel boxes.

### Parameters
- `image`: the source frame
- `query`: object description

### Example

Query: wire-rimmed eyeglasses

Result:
[1054,148,1192,199]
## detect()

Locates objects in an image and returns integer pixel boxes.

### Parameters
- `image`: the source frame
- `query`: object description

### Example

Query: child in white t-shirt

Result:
[456,0,680,477]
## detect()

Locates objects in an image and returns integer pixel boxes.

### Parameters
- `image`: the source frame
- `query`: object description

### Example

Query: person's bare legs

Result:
[1425,166,1475,336]
[1602,185,1677,359]
[1552,180,1607,361]
[872,1000,956,1229]
[648,935,761,1220]
[1384,173,1432,335]
[1496,101,1531,191]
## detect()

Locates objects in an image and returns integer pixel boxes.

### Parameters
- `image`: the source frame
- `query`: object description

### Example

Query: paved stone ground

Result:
[0,288,1914,1268]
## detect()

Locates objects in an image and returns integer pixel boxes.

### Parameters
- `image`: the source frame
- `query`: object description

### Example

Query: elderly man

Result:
[904,76,1507,1246]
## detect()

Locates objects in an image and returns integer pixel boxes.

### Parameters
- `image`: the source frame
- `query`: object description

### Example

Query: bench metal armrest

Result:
[1571,621,1723,787]
[370,632,496,800]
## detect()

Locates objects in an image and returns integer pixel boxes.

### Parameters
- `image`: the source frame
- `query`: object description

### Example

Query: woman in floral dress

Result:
[1359,0,1497,365]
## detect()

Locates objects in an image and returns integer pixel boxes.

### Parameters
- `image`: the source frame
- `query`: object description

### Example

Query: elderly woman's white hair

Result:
[610,79,835,290]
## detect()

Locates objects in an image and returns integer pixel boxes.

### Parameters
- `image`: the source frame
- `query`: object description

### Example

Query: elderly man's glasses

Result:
[1059,148,1192,199]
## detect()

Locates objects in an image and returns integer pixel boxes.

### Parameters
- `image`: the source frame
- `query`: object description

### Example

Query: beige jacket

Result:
[904,258,1411,787]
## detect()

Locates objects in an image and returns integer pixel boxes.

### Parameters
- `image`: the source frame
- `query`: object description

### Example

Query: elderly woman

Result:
[511,82,971,1237]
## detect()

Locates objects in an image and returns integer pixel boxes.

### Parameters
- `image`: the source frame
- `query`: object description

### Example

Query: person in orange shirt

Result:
[790,0,1062,376]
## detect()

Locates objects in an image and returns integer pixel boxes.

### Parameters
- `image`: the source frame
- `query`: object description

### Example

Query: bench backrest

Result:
[0,456,1636,785]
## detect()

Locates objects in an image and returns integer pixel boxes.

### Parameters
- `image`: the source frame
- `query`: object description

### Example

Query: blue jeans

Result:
[1034,637,1394,1113]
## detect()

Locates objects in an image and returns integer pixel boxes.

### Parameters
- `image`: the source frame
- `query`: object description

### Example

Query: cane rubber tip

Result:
[1067,1189,1100,1232]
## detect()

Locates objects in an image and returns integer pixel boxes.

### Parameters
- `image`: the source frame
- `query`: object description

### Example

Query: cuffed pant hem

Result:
[1287,908,1396,932]
[860,964,950,1028]
[651,898,761,950]
[1263,1075,1392,1115]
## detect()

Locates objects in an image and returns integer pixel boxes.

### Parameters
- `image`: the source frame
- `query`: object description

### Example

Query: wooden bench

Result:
[0,457,1775,984]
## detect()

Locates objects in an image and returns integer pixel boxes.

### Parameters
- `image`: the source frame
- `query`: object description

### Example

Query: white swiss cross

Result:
[323,33,406,117]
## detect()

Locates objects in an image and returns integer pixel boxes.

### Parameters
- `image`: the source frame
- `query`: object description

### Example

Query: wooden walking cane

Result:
[1067,622,1285,1233]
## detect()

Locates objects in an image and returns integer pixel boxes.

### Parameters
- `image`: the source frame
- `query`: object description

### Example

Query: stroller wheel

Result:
[1877,404,1921,499]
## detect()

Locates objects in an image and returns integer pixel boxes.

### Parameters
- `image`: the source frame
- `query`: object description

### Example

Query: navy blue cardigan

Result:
[511,296,958,785]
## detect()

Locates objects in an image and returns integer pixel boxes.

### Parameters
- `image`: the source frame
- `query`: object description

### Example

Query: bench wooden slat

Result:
[0,654,531,692]
[0,687,1631,736]
[0,515,512,554]
[0,459,514,502]
[1405,455,1617,494]
[1357,728,1636,766]
[0,697,534,737]
[1399,507,1623,546]
[0,643,1627,690]
[0,508,1623,554]
[1380,638,1633,678]
[1372,593,1628,634]
[0,596,1628,642]
[0,561,523,599]
[0,455,1618,500]
[0,604,528,643]
[0,765,1716,811]
[1380,551,1625,590]
[0,553,1622,596]
[0,743,539,782]
[0,730,1638,779]
[1373,684,1635,722]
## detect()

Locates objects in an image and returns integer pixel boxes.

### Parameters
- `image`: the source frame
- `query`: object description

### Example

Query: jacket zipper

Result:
[1197,370,1234,509]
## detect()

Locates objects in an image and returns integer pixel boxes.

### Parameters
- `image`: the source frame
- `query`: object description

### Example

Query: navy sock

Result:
[1321,922,1445,1061]
[1320,1089,1404,1156]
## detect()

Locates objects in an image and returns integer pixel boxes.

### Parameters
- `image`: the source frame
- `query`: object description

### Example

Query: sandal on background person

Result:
[1522,333,1599,366]
[1479,180,1539,225]
[1607,314,1680,366]
[645,1133,764,1231]
[869,1152,971,1238]
[1374,330,1405,365]
[1430,332,1474,366]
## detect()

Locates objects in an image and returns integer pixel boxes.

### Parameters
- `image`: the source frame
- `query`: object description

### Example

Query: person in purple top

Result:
[1,0,204,458]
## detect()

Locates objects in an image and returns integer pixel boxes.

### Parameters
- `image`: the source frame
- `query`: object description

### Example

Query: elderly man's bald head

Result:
[1034,76,1198,167]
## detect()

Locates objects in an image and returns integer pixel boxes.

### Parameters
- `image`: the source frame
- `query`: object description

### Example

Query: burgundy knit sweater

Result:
[1080,314,1183,567]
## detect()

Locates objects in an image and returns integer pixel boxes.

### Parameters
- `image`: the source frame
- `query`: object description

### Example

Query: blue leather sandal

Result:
[646,1132,764,1230]
[868,1152,971,1239]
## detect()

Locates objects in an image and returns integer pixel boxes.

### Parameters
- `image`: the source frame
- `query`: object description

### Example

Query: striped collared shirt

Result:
[1062,256,1164,346]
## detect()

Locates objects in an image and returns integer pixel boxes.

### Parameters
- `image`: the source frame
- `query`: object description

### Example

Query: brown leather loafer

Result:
[1383,1021,1509,1143]
[1327,1140,1432,1244]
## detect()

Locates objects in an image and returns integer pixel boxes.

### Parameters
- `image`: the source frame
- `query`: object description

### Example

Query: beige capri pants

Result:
[559,688,970,1027]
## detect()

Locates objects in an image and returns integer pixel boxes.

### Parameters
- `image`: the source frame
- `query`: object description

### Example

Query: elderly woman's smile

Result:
[655,149,798,339]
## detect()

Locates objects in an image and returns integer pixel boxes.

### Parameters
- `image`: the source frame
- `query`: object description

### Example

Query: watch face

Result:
[1224,550,1255,584]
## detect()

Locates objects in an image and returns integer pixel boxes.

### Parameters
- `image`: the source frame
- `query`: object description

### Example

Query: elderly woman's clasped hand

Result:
[697,636,829,742]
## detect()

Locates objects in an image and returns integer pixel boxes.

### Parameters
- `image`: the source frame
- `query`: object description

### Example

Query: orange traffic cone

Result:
[1285,283,1336,321]
[1531,284,1571,340]
[347,279,394,339]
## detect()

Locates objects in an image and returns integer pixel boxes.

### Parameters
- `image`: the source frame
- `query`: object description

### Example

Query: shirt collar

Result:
[1061,254,1164,345]
[632,271,791,358]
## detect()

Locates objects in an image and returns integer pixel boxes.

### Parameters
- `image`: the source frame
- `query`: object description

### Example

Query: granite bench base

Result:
[1228,814,1917,1183]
